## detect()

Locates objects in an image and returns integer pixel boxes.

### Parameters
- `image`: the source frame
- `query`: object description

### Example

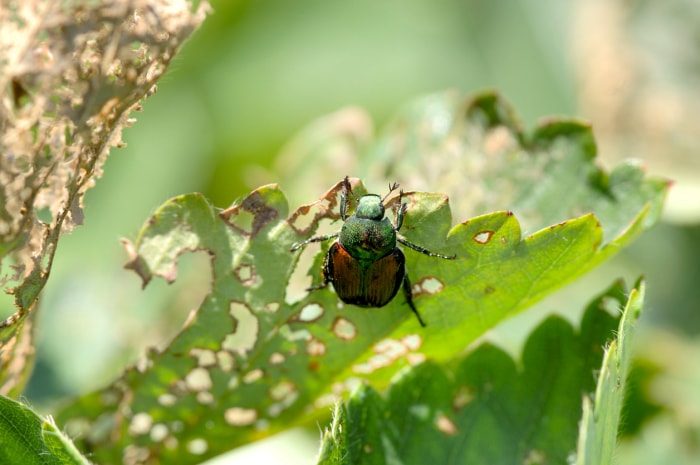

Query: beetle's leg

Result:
[340,176,352,221]
[290,233,339,252]
[397,237,456,260]
[395,199,407,231]
[402,274,426,327]
[306,282,328,291]
[306,246,332,291]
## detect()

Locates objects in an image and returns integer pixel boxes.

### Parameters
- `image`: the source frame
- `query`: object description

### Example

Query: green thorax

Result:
[339,195,396,261]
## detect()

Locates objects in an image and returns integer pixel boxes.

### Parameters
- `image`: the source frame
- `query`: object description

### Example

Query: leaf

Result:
[55,93,665,464]
[366,91,667,242]
[0,395,90,465]
[0,0,210,396]
[317,280,639,465]
[576,279,644,465]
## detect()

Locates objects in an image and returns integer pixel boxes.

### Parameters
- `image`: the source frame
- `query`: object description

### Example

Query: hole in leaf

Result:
[473,230,494,244]
[223,302,259,353]
[407,353,426,365]
[190,348,216,367]
[374,339,407,358]
[150,423,168,442]
[280,325,312,341]
[401,334,422,351]
[227,209,255,235]
[158,393,177,407]
[264,302,280,313]
[435,414,458,435]
[268,382,300,418]
[298,303,325,322]
[269,352,285,364]
[417,276,444,294]
[269,380,297,402]
[306,337,327,356]
[216,350,234,372]
[233,263,256,286]
[287,178,348,236]
[124,445,150,464]
[224,407,257,426]
[243,368,263,383]
[353,336,423,373]
[332,317,357,341]
[187,438,208,455]
[353,353,392,374]
[197,392,214,404]
[287,204,316,235]
[220,191,279,237]
[129,412,153,436]
[184,367,212,392]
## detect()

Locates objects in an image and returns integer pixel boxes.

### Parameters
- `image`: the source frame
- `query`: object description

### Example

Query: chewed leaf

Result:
[369,91,668,243]
[55,92,667,464]
[0,0,209,396]
[317,280,639,465]
[123,194,220,286]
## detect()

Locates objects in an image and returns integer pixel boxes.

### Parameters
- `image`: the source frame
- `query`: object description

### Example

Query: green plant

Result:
[0,2,669,464]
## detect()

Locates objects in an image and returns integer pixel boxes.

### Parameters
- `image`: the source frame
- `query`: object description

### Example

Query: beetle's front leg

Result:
[402,274,426,327]
[290,233,339,252]
[340,176,352,221]
[395,200,407,231]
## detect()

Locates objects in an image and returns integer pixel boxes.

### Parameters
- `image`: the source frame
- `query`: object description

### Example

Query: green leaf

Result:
[318,280,639,465]
[0,395,90,465]
[576,279,644,465]
[55,92,666,464]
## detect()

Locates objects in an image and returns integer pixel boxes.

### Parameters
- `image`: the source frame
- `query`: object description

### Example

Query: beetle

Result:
[290,177,455,327]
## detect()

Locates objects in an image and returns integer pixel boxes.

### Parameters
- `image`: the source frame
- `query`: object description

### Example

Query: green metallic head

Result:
[353,194,385,221]
[340,194,396,260]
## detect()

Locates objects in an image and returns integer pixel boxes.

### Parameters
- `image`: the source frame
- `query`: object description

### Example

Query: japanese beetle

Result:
[290,177,455,327]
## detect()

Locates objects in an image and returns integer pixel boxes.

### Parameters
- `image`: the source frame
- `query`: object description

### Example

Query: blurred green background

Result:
[21,0,700,463]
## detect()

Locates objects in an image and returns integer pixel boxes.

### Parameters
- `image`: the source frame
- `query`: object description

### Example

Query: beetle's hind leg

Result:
[402,274,426,327]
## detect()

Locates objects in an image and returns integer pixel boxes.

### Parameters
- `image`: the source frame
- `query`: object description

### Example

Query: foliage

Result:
[0,395,88,465]
[53,91,663,463]
[0,0,210,397]
[0,2,671,465]
[318,280,643,465]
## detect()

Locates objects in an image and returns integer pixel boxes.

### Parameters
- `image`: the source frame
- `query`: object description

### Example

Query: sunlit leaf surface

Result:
[56,93,665,464]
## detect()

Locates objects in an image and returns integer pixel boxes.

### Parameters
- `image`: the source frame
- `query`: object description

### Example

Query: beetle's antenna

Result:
[382,181,400,203]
